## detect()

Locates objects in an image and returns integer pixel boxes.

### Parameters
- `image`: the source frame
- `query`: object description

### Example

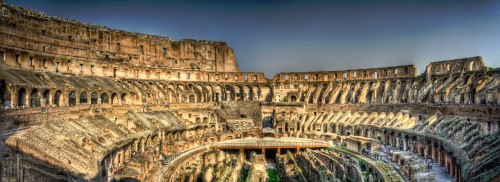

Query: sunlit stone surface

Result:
[0,1,499,182]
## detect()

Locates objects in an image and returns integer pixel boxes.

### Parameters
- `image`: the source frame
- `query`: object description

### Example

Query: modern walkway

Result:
[210,137,329,149]
[432,163,455,182]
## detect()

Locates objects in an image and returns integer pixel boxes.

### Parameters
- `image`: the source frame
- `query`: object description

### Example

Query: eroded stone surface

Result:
[0,1,499,182]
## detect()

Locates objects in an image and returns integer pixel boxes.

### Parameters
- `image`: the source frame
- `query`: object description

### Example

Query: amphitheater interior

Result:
[0,1,499,182]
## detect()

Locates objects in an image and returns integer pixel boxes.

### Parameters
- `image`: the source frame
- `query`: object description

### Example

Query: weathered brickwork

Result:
[0,2,499,182]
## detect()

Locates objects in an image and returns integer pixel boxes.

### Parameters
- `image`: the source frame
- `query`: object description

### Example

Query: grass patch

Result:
[267,168,280,182]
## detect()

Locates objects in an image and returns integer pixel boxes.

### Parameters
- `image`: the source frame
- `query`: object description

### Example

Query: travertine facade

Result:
[0,2,499,182]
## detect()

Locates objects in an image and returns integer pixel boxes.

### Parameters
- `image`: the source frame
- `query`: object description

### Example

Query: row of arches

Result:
[122,80,274,105]
[15,87,128,107]
[293,74,499,105]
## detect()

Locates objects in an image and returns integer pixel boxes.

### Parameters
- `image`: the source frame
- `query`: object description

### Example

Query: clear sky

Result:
[6,0,500,77]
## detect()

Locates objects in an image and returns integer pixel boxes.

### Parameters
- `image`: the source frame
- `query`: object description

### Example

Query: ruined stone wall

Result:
[0,4,239,81]
[271,108,499,182]
[272,65,499,106]
[273,65,416,82]
[164,149,241,182]
[0,2,499,182]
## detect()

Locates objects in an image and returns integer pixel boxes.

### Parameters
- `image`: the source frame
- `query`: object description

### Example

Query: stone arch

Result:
[30,88,40,107]
[290,95,297,102]
[166,84,176,103]
[261,85,272,102]
[330,123,337,133]
[80,91,88,104]
[253,85,260,100]
[224,85,234,101]
[42,90,50,105]
[349,82,358,103]
[0,80,11,105]
[188,94,196,103]
[263,116,274,128]
[91,92,98,104]
[196,84,206,102]
[234,85,243,101]
[111,93,118,104]
[203,117,209,123]
[68,91,77,106]
[365,82,373,104]
[243,85,253,101]
[177,84,186,102]
[204,84,213,102]
[308,84,318,104]
[18,87,27,107]
[101,92,109,104]
[53,90,61,106]
[379,81,387,104]
[316,83,328,104]
[121,93,128,104]
[214,85,223,102]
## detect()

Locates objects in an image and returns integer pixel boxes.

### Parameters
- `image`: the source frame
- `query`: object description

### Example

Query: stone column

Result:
[396,137,400,149]
[240,148,245,161]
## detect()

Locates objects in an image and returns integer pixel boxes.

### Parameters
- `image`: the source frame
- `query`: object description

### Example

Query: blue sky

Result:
[7,0,500,77]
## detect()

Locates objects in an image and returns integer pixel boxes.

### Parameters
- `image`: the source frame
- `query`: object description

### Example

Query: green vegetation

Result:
[267,168,280,182]
[283,97,288,102]
[239,169,249,182]
[346,176,354,182]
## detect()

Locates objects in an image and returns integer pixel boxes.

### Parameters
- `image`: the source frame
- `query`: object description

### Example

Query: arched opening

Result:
[111,93,118,104]
[188,94,195,103]
[18,88,27,107]
[290,95,297,102]
[53,90,61,106]
[68,91,77,106]
[263,116,274,128]
[331,124,337,133]
[121,93,127,104]
[91,92,98,104]
[80,92,88,104]
[0,80,10,105]
[101,92,109,104]
[215,93,220,102]
[203,117,209,123]
[42,90,50,105]
[30,89,40,107]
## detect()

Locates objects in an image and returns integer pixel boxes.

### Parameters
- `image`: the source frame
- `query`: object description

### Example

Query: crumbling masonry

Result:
[0,1,499,182]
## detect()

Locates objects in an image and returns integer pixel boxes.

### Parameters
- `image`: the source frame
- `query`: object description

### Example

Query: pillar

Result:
[240,148,245,161]
[277,148,281,155]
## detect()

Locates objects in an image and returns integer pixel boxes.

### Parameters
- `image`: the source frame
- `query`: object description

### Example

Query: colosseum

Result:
[0,1,499,182]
